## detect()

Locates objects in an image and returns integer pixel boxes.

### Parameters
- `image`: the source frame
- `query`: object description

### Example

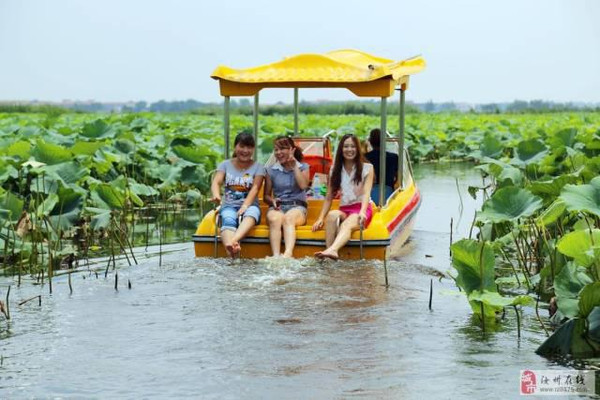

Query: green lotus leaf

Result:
[536,318,576,357]
[583,132,600,150]
[467,186,480,200]
[4,140,31,159]
[557,229,600,267]
[17,126,41,138]
[554,262,593,318]
[96,149,126,165]
[110,175,129,190]
[572,216,597,231]
[133,147,159,161]
[31,140,72,165]
[496,166,523,187]
[495,275,526,286]
[536,317,598,358]
[180,165,209,189]
[477,187,543,223]
[559,176,600,217]
[514,138,548,164]
[129,118,149,131]
[43,129,74,146]
[481,158,523,186]
[172,145,217,164]
[91,153,115,176]
[450,239,496,295]
[129,192,144,207]
[90,184,126,210]
[183,189,203,203]
[170,137,194,148]
[578,282,600,318]
[115,139,135,154]
[0,191,24,223]
[469,290,533,307]
[108,176,144,207]
[529,174,578,199]
[0,162,18,182]
[146,134,167,149]
[537,199,566,227]
[147,164,181,190]
[86,207,111,230]
[28,162,90,194]
[45,162,89,185]
[70,140,105,156]
[36,193,59,218]
[588,307,600,343]
[49,183,85,229]
[467,290,504,318]
[549,127,578,149]
[129,181,159,197]
[81,119,116,139]
[570,316,600,358]
[479,133,503,158]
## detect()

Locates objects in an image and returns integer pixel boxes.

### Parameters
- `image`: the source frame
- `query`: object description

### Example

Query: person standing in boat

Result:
[210,132,265,258]
[312,134,375,260]
[263,136,310,258]
[365,128,398,202]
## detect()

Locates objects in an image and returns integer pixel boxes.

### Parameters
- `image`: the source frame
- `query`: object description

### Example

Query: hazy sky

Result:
[1,0,599,104]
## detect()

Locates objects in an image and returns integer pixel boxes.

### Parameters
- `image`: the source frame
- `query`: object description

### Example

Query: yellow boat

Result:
[193,49,425,261]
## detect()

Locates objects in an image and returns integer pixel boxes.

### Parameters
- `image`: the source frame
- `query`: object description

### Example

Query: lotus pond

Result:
[0,112,599,396]
[2,162,597,399]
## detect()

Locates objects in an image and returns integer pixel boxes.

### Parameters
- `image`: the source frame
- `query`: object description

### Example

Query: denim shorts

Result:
[219,205,261,232]
[269,204,308,216]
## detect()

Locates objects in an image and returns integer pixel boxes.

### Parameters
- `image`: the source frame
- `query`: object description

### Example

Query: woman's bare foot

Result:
[314,250,339,260]
[232,242,241,258]
[225,244,235,258]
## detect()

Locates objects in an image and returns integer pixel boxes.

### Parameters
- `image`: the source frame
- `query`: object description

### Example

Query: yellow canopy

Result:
[211,49,426,97]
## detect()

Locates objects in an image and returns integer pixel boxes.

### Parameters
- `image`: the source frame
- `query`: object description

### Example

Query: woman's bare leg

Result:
[231,217,257,255]
[319,214,360,258]
[221,230,236,257]
[267,210,284,256]
[324,210,345,248]
[282,209,306,257]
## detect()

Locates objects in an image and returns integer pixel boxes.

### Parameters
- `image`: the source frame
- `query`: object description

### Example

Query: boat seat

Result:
[249,198,371,240]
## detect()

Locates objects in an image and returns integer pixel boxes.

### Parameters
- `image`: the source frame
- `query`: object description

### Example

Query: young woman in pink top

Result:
[312,134,374,260]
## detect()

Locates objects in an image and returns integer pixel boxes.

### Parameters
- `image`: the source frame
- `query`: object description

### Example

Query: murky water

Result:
[0,163,596,398]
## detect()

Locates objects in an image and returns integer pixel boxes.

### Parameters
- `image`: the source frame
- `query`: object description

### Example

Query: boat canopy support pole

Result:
[224,96,230,158]
[253,93,260,158]
[293,88,299,136]
[379,97,387,207]
[398,87,405,189]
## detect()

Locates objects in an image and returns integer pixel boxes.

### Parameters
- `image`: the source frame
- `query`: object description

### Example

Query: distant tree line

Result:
[1,99,598,115]
[0,103,79,115]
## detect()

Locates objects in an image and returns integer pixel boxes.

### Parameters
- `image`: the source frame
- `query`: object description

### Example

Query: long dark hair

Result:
[273,136,303,161]
[232,132,255,157]
[330,134,364,194]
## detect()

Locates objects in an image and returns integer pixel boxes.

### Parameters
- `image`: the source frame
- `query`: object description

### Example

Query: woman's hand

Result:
[312,218,324,232]
[283,154,297,170]
[272,198,281,210]
[210,194,221,205]
[358,211,367,227]
[237,204,248,217]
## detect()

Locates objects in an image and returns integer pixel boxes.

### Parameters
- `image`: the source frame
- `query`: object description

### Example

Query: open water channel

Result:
[0,163,597,399]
